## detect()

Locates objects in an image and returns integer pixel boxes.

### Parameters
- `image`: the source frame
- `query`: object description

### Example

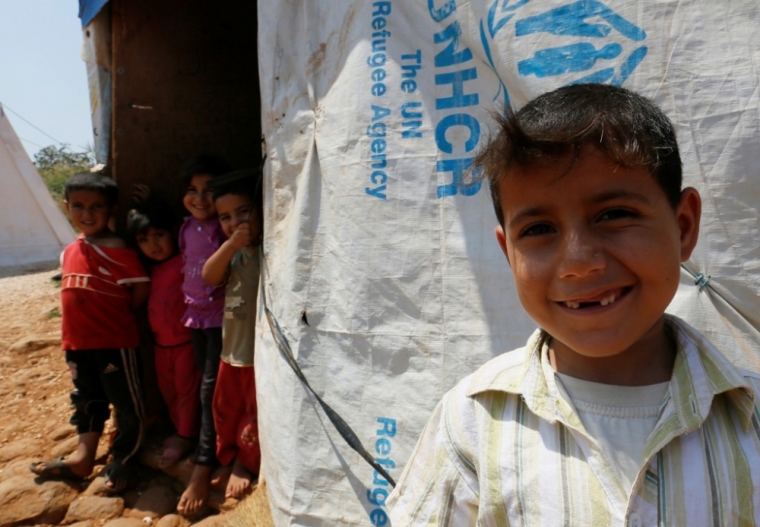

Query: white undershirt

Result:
[555,373,669,493]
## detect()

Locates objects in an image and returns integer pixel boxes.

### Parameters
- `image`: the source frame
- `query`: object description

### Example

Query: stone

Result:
[0,457,40,480]
[9,335,60,353]
[0,475,78,527]
[64,495,125,523]
[50,425,77,441]
[155,514,191,527]
[68,522,97,527]
[103,519,147,527]
[123,488,141,509]
[126,485,178,518]
[50,434,81,458]
[82,476,110,496]
[0,439,44,462]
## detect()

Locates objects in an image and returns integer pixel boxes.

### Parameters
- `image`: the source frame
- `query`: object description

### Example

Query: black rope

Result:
[262,304,396,487]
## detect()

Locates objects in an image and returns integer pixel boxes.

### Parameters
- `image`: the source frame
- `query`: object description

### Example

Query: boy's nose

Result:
[557,231,606,278]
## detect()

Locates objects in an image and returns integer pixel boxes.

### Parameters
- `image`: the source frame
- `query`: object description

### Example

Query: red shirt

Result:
[61,236,149,350]
[148,255,192,347]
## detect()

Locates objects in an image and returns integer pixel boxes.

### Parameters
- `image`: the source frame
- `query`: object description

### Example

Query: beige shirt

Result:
[221,246,259,366]
[388,316,760,526]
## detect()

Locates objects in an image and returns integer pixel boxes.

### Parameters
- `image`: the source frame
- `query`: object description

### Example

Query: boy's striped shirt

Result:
[388,316,760,526]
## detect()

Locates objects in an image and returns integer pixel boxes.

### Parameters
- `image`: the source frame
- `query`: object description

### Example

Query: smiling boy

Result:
[30,173,150,492]
[200,169,262,502]
[388,84,760,525]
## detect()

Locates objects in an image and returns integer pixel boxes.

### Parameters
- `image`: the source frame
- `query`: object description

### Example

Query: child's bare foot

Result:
[177,464,213,516]
[210,463,232,487]
[159,435,194,468]
[225,458,254,499]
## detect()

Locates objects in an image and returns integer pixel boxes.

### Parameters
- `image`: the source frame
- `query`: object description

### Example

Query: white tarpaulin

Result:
[0,106,76,271]
[256,1,760,525]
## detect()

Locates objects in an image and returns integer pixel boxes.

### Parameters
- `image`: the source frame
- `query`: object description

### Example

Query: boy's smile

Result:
[495,146,701,382]
[65,190,115,238]
[216,193,262,244]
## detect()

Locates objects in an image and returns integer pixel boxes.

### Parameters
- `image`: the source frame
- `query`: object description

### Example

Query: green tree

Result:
[34,144,95,204]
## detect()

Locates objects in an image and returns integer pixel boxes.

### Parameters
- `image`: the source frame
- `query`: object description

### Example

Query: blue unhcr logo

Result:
[479,0,648,106]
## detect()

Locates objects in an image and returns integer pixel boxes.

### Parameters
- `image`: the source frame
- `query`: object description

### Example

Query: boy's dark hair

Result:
[64,172,119,206]
[209,168,263,209]
[179,155,232,188]
[126,201,177,237]
[474,83,683,226]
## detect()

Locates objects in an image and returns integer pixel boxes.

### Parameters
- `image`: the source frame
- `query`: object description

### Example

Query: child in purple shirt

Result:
[174,155,231,516]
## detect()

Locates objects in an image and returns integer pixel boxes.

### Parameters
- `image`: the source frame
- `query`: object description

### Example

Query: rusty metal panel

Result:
[111,0,260,221]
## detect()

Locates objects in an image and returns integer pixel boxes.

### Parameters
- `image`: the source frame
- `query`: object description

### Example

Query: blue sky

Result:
[0,2,92,160]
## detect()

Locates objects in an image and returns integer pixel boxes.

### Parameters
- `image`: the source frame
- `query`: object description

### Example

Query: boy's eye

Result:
[520,223,554,237]
[597,208,636,222]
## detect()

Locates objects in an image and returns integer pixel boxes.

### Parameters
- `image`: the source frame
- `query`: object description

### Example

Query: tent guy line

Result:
[0,100,89,152]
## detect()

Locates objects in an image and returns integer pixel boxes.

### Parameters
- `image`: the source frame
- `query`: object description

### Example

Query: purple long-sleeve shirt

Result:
[179,216,226,329]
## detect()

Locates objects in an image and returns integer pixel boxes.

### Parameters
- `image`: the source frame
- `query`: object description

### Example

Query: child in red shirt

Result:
[30,173,150,493]
[127,202,201,468]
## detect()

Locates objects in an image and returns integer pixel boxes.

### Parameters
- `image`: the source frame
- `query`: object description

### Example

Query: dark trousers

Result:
[65,348,145,464]
[190,327,222,466]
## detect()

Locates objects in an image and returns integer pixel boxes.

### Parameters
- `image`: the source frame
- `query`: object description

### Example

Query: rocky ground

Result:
[0,269,272,527]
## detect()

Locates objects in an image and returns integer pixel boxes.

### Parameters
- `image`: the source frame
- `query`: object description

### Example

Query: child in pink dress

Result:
[174,155,231,516]
[127,203,201,468]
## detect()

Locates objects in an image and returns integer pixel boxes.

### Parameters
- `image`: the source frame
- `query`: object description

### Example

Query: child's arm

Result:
[130,281,151,310]
[202,223,252,286]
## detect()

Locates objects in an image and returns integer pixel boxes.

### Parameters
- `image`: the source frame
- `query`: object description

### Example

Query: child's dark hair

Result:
[474,83,683,226]
[179,155,232,188]
[126,201,177,237]
[64,172,119,206]
[209,169,263,209]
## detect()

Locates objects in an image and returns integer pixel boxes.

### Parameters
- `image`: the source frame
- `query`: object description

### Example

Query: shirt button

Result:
[197,226,202,232]
[209,296,213,301]
[628,512,642,527]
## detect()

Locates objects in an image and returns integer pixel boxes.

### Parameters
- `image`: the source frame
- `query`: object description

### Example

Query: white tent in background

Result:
[0,105,75,272]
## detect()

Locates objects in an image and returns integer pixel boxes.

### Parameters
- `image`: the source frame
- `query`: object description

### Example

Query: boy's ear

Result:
[495,224,512,267]
[676,187,701,262]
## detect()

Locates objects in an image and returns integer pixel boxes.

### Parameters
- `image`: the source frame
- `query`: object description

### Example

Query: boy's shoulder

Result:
[461,330,543,400]
[89,233,127,249]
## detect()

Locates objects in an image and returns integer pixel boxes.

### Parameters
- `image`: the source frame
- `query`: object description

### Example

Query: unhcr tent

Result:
[256,1,760,525]
[0,105,75,272]
[76,1,760,525]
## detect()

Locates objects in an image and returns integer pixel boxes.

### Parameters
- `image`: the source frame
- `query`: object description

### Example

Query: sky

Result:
[0,2,92,161]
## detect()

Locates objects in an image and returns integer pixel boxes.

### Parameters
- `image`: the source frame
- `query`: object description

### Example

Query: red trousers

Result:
[155,342,201,438]
[213,361,260,473]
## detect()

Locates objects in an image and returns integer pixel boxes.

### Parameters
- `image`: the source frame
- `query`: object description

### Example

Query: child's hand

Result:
[228,223,252,250]
[132,183,152,203]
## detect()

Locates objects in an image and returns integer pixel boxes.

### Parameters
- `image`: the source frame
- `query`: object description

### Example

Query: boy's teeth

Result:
[566,293,617,309]
[600,294,616,306]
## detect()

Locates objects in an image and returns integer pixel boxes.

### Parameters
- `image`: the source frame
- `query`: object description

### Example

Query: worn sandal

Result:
[29,456,87,481]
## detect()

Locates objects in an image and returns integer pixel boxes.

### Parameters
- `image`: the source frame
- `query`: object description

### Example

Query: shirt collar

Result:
[466,315,756,431]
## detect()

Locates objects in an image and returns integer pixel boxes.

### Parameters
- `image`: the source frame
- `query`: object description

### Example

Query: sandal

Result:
[103,461,139,493]
[29,456,87,481]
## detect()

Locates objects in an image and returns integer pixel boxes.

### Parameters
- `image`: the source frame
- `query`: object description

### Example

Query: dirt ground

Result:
[0,269,273,526]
